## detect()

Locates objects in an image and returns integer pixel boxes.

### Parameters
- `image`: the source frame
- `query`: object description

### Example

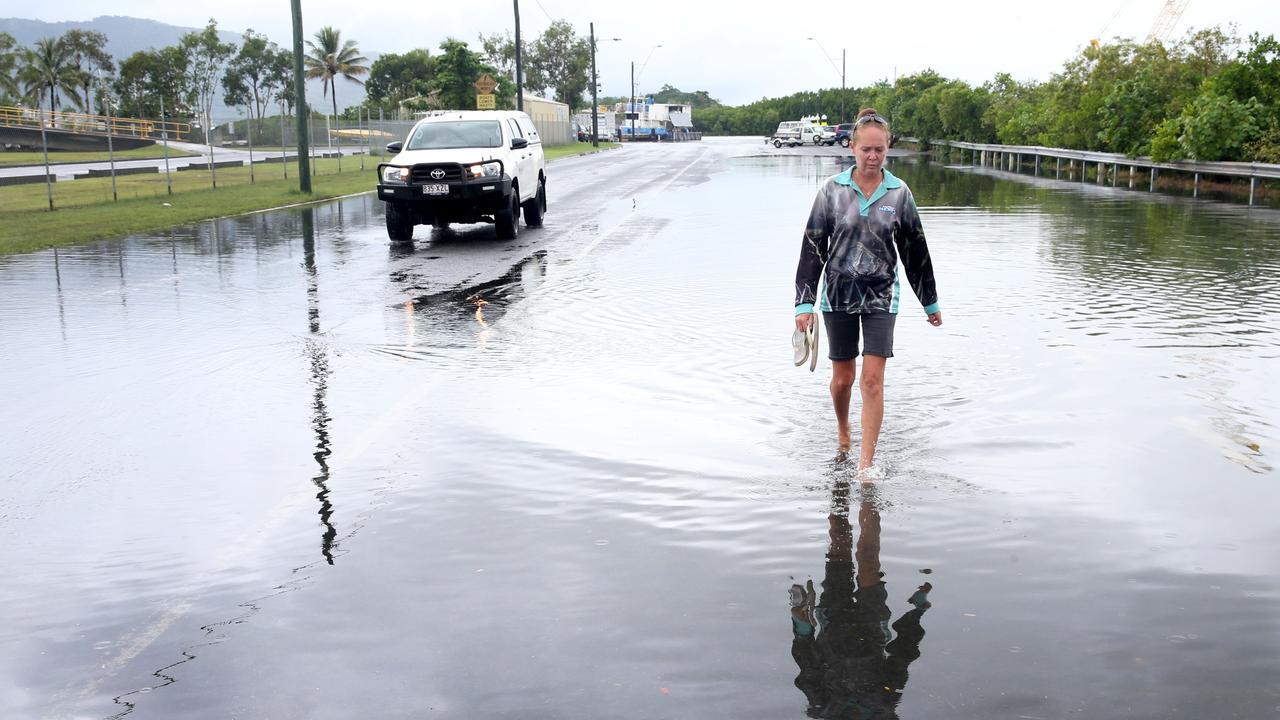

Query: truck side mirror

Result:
[386,141,403,153]
[511,137,529,150]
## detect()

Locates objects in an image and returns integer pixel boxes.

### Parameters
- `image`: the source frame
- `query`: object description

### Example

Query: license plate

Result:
[422,183,448,195]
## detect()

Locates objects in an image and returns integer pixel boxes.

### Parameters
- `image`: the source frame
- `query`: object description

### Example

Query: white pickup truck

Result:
[376,110,547,241]
[769,121,823,148]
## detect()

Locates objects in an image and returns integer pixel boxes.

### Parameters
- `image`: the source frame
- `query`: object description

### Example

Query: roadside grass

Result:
[0,143,621,255]
[0,146,200,167]
[545,142,619,161]
[1,158,376,255]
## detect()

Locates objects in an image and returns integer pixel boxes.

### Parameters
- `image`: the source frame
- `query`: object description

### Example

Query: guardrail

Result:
[0,105,191,140]
[926,139,1279,205]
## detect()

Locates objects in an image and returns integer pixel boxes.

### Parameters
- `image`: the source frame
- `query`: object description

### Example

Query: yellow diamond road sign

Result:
[476,94,496,110]
[474,74,498,95]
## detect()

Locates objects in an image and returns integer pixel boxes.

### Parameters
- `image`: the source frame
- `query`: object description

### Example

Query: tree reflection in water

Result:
[791,481,933,719]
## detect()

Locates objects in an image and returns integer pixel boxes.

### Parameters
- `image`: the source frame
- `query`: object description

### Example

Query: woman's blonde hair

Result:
[853,107,890,144]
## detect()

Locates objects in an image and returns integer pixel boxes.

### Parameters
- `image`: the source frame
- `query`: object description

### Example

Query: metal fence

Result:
[931,139,1280,205]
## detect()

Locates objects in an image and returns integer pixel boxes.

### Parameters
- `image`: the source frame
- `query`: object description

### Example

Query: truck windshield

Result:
[407,121,503,150]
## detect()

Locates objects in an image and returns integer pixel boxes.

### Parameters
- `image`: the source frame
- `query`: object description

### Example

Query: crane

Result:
[1146,0,1191,43]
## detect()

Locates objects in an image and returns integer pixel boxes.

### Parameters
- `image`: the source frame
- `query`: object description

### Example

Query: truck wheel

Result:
[813,136,822,145]
[495,191,519,240]
[385,202,414,242]
[523,178,546,227]
[773,139,782,148]
[839,137,849,148]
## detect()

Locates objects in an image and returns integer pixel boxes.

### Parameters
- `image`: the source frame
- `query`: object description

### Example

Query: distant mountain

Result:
[0,15,377,122]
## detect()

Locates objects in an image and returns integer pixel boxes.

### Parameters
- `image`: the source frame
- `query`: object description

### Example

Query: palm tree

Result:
[19,37,82,114]
[303,27,369,136]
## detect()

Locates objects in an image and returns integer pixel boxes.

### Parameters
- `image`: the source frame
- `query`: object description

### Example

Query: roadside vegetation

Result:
[0,143,619,254]
[0,158,370,254]
[694,29,1280,163]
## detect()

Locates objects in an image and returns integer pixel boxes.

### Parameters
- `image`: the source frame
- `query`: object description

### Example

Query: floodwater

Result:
[3,138,1280,719]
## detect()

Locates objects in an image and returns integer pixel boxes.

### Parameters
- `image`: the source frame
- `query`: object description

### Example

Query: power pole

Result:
[290,0,312,192]
[514,0,524,112]
[841,49,846,123]
[590,23,599,148]
[630,60,635,142]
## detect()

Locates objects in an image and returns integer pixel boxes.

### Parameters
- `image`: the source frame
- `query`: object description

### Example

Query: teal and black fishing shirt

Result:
[794,167,940,316]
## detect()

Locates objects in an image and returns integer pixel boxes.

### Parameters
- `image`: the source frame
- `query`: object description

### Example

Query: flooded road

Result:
[3,137,1279,719]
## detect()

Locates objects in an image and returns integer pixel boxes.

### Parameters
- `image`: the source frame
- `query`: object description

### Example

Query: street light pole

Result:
[514,0,524,112]
[290,0,311,193]
[591,23,598,147]
[588,30,622,148]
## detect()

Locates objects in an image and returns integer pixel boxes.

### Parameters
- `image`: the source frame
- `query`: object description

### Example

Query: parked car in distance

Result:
[770,121,823,148]
[832,122,854,148]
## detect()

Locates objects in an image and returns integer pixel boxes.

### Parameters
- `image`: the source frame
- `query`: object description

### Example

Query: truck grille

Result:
[410,164,465,182]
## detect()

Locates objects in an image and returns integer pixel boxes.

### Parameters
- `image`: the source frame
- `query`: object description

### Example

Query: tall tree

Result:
[180,19,235,143]
[364,49,434,110]
[478,31,517,85]
[304,27,369,129]
[113,47,191,119]
[19,37,80,114]
[223,30,290,140]
[526,21,591,112]
[63,29,113,115]
[429,38,513,111]
[0,32,21,100]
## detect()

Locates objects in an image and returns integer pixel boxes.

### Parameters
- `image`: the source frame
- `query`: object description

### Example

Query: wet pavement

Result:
[3,137,1280,719]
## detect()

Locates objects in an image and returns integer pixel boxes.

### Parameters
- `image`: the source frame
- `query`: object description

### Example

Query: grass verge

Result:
[0,146,200,167]
[1,158,376,255]
[0,144,621,255]
[545,142,620,161]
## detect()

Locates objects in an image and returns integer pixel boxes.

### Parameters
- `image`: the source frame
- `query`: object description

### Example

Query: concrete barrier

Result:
[176,160,245,171]
[84,166,159,178]
[0,173,56,186]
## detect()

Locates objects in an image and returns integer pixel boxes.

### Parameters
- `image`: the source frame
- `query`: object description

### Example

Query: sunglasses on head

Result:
[855,114,888,126]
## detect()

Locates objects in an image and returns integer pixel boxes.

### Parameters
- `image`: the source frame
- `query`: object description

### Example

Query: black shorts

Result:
[823,312,896,360]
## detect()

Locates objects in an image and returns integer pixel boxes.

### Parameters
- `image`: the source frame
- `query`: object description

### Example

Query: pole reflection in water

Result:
[53,246,67,342]
[302,208,338,564]
[791,482,933,719]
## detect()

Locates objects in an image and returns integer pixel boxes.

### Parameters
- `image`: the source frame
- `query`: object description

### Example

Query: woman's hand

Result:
[796,313,815,332]
[927,311,942,327]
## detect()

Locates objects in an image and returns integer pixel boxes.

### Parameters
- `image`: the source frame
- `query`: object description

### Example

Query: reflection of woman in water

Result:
[790,482,932,718]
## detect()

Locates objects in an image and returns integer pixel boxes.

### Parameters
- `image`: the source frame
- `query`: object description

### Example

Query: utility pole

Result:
[841,48,846,123]
[290,0,312,193]
[590,23,598,148]
[630,60,635,142]
[514,0,524,112]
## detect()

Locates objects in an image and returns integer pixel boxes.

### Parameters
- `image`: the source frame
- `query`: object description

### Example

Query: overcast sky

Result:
[22,1,1279,106]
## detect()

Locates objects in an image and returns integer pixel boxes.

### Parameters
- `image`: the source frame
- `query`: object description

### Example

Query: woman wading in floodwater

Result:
[793,108,942,471]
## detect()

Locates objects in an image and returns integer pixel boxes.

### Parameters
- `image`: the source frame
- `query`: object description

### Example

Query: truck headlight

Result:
[381,166,409,183]
[468,161,501,178]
